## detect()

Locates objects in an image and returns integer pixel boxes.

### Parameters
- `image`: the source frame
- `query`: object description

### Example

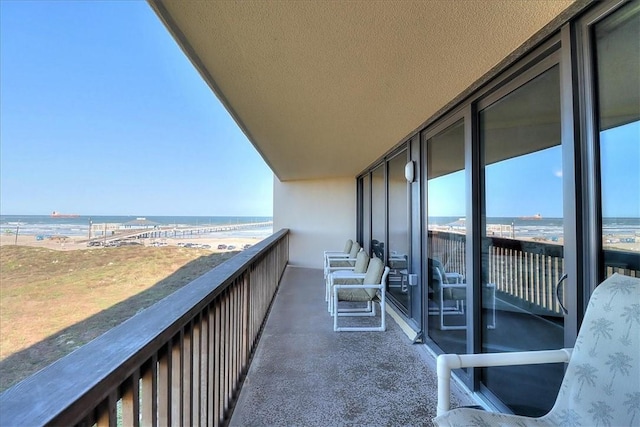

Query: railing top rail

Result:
[486,235,564,257]
[428,229,564,257]
[0,228,289,426]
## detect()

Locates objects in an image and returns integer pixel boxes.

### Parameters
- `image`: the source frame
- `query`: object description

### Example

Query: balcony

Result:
[229,265,473,426]
[2,227,636,425]
[0,229,473,426]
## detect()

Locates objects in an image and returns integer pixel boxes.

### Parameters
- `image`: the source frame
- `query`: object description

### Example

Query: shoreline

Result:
[0,233,265,252]
[2,232,638,253]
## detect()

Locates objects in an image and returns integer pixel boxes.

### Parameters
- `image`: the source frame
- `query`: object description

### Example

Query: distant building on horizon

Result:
[121,218,159,229]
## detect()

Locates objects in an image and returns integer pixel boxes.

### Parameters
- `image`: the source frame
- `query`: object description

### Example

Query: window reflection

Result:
[387,152,410,312]
[361,174,371,255]
[426,120,467,354]
[595,2,640,277]
[479,65,564,417]
[371,165,385,261]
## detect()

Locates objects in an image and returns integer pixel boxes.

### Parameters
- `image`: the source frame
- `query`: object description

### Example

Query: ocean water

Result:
[0,215,273,238]
[428,216,640,239]
[2,215,637,241]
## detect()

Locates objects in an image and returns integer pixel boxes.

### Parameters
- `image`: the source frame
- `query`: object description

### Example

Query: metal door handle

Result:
[556,273,568,315]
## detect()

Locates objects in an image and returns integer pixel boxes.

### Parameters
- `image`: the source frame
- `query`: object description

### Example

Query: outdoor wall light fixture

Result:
[405,161,415,182]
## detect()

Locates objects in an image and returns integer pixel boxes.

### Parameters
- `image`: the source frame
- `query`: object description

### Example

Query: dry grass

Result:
[0,245,237,391]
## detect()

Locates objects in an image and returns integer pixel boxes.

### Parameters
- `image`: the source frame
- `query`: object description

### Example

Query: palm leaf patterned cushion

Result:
[434,273,640,427]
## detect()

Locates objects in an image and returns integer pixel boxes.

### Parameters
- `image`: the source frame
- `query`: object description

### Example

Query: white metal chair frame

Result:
[324,243,361,279]
[322,239,354,278]
[327,270,366,314]
[325,250,369,306]
[333,266,390,332]
[429,270,496,331]
[434,273,640,426]
[436,349,573,416]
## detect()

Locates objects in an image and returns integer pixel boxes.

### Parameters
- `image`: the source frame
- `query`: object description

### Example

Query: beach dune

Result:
[0,233,263,252]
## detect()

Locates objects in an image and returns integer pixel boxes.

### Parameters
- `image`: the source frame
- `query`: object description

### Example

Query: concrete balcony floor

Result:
[230,266,473,426]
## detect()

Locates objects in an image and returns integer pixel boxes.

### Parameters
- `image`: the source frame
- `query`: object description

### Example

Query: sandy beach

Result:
[0,233,264,252]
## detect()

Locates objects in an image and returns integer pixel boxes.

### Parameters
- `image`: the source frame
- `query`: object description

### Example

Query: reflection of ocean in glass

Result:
[428,216,639,242]
[0,215,273,238]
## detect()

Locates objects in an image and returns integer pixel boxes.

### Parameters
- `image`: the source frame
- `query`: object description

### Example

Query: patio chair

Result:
[326,250,370,312]
[324,238,353,260]
[434,273,640,426]
[388,252,409,292]
[428,258,467,330]
[333,257,390,332]
[324,241,361,278]
[323,239,353,276]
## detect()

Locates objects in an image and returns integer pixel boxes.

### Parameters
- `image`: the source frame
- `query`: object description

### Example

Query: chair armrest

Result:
[441,283,466,289]
[324,251,349,258]
[444,272,464,283]
[327,267,358,275]
[436,348,573,416]
[327,257,357,265]
[334,283,383,290]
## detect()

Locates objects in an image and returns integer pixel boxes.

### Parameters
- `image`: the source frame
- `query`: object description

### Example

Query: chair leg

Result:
[333,286,339,331]
[380,291,385,331]
[337,300,374,315]
[334,296,386,331]
[327,275,333,310]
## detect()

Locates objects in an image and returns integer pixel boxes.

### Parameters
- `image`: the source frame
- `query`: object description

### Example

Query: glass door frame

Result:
[471,35,581,412]
[575,0,632,299]
[385,145,414,318]
[421,106,473,386]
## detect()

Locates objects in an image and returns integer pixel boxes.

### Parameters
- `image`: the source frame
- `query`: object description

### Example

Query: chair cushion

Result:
[333,277,364,286]
[330,242,362,268]
[540,273,640,426]
[330,259,355,268]
[337,288,372,302]
[343,239,353,253]
[362,257,384,299]
[434,408,545,426]
[434,273,640,427]
[363,257,383,282]
[348,241,361,258]
[353,251,370,273]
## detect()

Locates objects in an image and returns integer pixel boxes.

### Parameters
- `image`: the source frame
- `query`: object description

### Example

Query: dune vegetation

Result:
[0,244,236,391]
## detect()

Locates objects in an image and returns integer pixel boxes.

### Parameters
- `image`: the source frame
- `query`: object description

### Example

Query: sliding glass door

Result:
[593,1,640,280]
[387,151,411,314]
[478,62,565,416]
[371,164,386,261]
[424,118,467,354]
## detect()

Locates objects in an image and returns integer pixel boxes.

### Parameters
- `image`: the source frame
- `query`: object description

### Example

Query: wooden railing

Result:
[486,236,564,315]
[0,229,289,427]
[429,231,466,278]
[604,249,640,278]
[429,230,640,316]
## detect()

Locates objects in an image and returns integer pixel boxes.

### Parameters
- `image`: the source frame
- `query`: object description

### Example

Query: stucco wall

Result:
[273,177,355,268]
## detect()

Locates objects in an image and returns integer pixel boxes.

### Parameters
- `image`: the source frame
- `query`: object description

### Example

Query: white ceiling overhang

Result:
[149,0,579,181]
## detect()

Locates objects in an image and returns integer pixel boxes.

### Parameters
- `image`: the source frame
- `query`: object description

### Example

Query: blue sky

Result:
[428,122,639,218]
[0,1,273,216]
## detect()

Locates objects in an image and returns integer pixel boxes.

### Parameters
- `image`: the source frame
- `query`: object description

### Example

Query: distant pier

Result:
[82,221,273,245]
